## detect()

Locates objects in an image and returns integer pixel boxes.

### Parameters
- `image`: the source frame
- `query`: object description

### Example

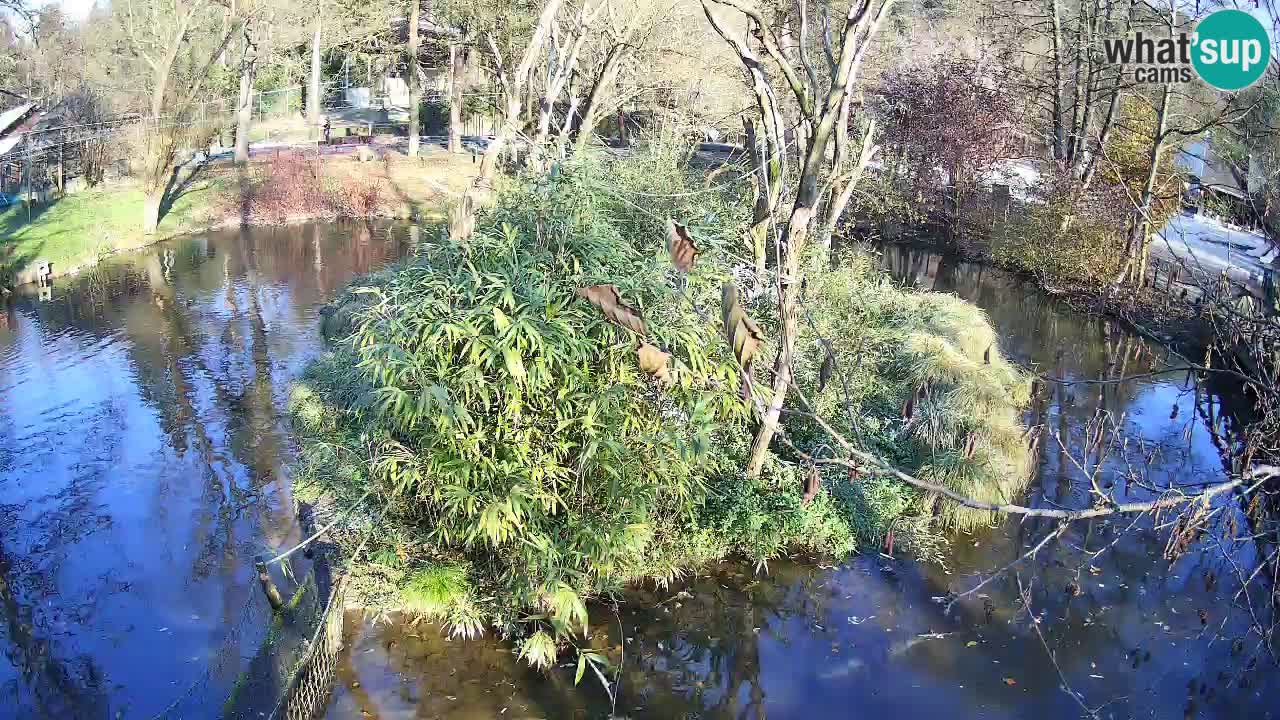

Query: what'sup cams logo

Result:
[1103,9,1272,91]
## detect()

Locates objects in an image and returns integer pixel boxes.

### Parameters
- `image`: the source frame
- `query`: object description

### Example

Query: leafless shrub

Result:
[229,153,386,224]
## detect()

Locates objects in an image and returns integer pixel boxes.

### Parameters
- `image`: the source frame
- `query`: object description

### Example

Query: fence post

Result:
[24,132,31,222]
[255,555,285,612]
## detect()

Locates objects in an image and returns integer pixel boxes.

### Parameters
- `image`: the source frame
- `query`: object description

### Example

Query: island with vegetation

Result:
[2,0,1278,713]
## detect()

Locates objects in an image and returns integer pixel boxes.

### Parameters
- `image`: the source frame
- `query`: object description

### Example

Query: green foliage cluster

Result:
[786,252,1034,533]
[290,142,1032,665]
[988,183,1127,285]
[985,97,1180,287]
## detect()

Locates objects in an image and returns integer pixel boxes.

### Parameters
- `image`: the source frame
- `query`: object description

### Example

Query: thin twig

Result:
[1017,576,1100,719]
[948,523,1069,613]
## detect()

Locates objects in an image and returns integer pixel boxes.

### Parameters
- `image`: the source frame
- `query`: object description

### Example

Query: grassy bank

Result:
[0,148,476,287]
[0,176,226,284]
[287,141,1034,668]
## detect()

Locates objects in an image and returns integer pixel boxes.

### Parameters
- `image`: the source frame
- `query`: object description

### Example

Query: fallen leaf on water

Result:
[1003,678,1017,686]
[966,641,978,647]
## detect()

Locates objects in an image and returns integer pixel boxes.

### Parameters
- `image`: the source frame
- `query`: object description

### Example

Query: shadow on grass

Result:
[159,158,212,221]
[383,155,459,225]
[0,196,61,286]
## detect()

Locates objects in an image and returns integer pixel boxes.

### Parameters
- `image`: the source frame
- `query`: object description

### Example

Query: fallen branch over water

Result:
[780,376,1279,521]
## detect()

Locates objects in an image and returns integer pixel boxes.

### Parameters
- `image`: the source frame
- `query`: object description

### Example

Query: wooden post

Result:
[255,555,284,611]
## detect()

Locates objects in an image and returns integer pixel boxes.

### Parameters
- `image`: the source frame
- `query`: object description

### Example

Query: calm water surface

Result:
[324,244,1277,720]
[0,221,417,719]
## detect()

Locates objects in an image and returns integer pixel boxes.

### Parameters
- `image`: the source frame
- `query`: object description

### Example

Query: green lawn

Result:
[0,176,225,284]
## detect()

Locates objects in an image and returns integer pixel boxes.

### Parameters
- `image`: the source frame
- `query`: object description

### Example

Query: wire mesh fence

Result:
[144,502,348,720]
[268,577,348,720]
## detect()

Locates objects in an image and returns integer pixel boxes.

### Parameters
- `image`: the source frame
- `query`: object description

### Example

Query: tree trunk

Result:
[308,12,322,133]
[554,93,580,159]
[1065,4,1085,168]
[745,208,811,478]
[143,188,163,235]
[743,117,772,278]
[573,44,625,153]
[1049,0,1067,161]
[234,47,256,165]
[479,111,513,181]
[407,0,421,158]
[1079,78,1120,189]
[448,43,465,153]
[1114,82,1170,286]
[740,0,896,478]
[824,121,877,242]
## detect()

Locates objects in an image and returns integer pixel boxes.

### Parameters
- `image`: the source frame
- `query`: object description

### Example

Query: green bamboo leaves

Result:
[503,347,527,381]
[576,227,766,396]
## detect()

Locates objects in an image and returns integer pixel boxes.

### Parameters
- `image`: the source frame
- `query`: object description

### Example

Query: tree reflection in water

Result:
[0,221,412,718]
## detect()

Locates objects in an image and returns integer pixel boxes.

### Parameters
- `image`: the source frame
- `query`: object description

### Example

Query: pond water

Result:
[0,230,1275,720]
[0,221,419,719]
[325,244,1277,720]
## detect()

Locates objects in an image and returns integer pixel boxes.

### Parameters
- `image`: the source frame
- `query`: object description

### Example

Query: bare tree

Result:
[477,0,565,181]
[447,41,467,153]
[234,23,258,164]
[407,0,422,157]
[704,0,895,477]
[570,3,641,152]
[117,0,247,233]
[532,0,602,155]
[308,1,323,131]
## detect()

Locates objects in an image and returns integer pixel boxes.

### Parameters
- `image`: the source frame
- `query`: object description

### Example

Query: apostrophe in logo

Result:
[1191,9,1271,91]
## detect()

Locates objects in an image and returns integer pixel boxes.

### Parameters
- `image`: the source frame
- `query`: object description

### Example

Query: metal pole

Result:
[24,133,31,223]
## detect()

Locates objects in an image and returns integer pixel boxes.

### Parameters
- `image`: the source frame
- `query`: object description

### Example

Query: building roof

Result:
[0,102,35,136]
[1176,138,1251,199]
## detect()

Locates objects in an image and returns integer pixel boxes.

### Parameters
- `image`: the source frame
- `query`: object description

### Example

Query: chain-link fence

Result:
[146,502,348,720]
[268,577,347,720]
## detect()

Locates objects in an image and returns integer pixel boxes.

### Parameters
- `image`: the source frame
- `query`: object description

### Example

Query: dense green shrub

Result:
[290,142,1032,665]
[786,252,1034,533]
[293,147,756,648]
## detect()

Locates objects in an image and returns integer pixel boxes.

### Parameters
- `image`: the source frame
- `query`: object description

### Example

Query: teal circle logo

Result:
[1192,9,1271,91]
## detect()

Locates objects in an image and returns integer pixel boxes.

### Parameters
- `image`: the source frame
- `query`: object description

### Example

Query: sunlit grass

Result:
[0,176,224,282]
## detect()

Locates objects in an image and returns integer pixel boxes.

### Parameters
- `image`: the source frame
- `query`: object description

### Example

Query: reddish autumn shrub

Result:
[873,58,1024,211]
[330,178,385,218]
[230,153,388,225]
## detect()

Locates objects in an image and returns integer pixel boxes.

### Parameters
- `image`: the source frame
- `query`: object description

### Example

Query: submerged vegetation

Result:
[290,143,1033,666]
